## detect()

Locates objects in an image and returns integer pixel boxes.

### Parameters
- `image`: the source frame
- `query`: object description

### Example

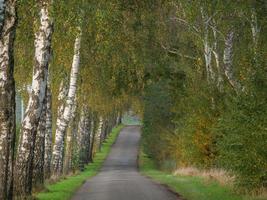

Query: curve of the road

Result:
[72,126,179,200]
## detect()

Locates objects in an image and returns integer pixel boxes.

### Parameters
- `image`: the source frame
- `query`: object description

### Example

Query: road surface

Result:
[72,126,179,200]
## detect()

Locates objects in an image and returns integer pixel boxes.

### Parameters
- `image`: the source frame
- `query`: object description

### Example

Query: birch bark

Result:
[63,97,77,175]
[250,8,260,69]
[0,0,17,199]
[201,8,215,82]
[223,31,242,92]
[77,107,91,170]
[211,24,223,90]
[250,8,260,51]
[14,1,53,197]
[52,31,81,177]
[44,82,52,179]
[96,116,103,151]
[32,96,47,189]
[88,116,96,162]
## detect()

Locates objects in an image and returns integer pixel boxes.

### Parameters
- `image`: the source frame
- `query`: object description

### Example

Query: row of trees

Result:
[0,0,143,199]
[141,0,267,193]
[1,0,266,198]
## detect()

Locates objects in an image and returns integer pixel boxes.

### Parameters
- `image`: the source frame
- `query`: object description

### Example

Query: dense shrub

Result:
[217,94,267,189]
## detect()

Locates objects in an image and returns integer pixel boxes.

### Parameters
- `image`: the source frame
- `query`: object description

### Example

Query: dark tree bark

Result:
[0,0,17,199]
[44,84,52,179]
[77,107,91,170]
[32,96,47,189]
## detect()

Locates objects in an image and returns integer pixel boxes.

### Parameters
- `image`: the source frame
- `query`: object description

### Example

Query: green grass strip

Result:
[36,125,124,200]
[139,150,264,200]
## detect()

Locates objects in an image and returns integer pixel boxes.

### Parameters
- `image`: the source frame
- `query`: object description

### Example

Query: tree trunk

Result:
[203,37,213,82]
[223,31,242,92]
[96,116,103,151]
[100,118,106,147]
[88,115,96,163]
[52,31,81,177]
[116,112,122,126]
[0,0,17,199]
[32,96,47,189]
[14,1,53,197]
[84,115,91,164]
[63,97,77,175]
[77,107,91,170]
[211,23,223,90]
[250,7,260,71]
[201,8,214,82]
[44,83,52,179]
[250,8,260,50]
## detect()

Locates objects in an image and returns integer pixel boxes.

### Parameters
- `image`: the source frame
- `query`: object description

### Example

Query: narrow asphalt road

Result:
[71,126,179,200]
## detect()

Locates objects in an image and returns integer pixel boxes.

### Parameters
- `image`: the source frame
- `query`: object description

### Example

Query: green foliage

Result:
[140,0,267,193]
[13,0,267,194]
[142,78,175,168]
[217,94,267,189]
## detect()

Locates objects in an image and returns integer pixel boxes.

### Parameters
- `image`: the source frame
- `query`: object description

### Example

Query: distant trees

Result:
[141,0,267,192]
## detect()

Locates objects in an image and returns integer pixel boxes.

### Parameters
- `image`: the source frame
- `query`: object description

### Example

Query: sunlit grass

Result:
[36,125,124,200]
[139,151,265,200]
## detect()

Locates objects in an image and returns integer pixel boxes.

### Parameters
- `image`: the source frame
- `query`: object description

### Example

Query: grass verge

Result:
[139,150,265,200]
[36,125,124,200]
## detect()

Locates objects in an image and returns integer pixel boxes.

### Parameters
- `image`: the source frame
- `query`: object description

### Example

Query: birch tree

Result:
[14,1,53,197]
[77,106,91,170]
[32,95,47,188]
[52,30,81,177]
[95,116,103,151]
[44,81,52,179]
[63,96,77,175]
[223,30,242,92]
[0,0,17,199]
[88,116,96,162]
[33,74,52,186]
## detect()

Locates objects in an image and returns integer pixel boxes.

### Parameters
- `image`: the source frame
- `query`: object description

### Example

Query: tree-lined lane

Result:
[72,126,179,200]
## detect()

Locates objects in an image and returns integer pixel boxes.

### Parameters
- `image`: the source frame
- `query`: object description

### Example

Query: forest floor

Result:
[139,151,266,200]
[35,125,124,200]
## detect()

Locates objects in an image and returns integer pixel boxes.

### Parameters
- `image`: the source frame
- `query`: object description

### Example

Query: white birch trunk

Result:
[211,24,223,90]
[14,1,53,197]
[0,0,17,199]
[77,107,91,170]
[250,8,260,49]
[63,96,77,175]
[51,80,67,175]
[96,116,103,151]
[203,36,214,81]
[84,114,91,164]
[250,7,260,69]
[52,31,81,177]
[201,8,215,82]
[33,97,47,188]
[44,81,52,179]
[21,97,24,122]
[223,31,242,92]
[88,116,95,162]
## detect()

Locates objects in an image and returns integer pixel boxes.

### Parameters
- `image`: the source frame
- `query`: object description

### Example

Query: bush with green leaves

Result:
[217,93,267,190]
